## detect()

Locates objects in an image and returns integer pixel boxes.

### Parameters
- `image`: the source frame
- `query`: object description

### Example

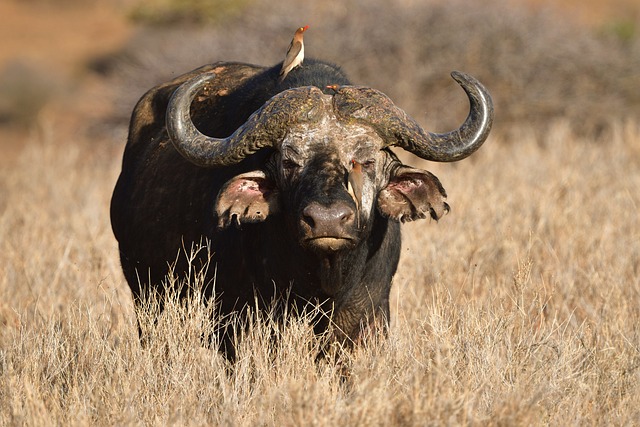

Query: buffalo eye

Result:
[282,158,302,180]
[349,159,375,170]
[362,159,376,170]
[282,159,301,171]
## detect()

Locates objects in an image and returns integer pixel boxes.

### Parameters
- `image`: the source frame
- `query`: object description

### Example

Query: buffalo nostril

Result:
[302,202,355,234]
[302,206,316,228]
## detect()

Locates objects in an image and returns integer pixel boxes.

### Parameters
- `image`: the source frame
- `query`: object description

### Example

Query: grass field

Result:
[1,117,638,425]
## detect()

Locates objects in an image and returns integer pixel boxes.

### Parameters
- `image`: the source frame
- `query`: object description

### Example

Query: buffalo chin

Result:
[304,236,355,253]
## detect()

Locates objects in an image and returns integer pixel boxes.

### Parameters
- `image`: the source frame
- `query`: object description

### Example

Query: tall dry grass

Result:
[1,116,638,425]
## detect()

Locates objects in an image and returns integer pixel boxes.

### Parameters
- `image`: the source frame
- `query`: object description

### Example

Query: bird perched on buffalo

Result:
[279,25,309,82]
[348,160,363,212]
[348,159,364,227]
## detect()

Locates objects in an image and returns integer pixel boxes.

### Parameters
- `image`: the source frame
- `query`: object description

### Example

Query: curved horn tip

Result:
[450,70,467,82]
[450,69,494,120]
[450,70,484,90]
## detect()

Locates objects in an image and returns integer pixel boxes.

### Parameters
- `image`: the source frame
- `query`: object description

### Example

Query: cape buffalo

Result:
[110,57,493,356]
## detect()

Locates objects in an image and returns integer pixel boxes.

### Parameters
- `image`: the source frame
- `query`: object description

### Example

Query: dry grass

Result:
[1,115,639,425]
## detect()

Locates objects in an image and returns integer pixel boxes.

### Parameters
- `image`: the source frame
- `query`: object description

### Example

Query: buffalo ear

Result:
[216,170,280,228]
[377,166,449,222]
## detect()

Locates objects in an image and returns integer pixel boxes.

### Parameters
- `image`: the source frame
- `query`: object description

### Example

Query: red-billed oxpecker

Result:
[348,159,364,227]
[279,25,309,83]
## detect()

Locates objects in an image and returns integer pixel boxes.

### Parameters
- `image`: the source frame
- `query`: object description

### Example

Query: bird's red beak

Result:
[302,25,309,32]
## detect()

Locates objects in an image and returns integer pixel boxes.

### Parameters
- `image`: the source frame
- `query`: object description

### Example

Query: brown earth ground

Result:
[0,0,130,165]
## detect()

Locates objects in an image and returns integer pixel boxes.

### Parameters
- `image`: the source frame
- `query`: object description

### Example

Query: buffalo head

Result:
[165,71,492,260]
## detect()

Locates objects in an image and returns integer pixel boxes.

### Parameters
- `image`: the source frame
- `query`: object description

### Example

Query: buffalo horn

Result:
[166,73,326,167]
[332,71,493,162]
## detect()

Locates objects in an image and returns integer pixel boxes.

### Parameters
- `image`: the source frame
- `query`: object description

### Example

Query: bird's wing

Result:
[280,40,303,75]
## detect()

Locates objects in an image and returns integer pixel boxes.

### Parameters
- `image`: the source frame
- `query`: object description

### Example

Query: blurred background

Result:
[0,0,638,157]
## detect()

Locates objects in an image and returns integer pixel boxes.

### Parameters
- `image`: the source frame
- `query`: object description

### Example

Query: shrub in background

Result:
[129,0,252,25]
[102,0,639,138]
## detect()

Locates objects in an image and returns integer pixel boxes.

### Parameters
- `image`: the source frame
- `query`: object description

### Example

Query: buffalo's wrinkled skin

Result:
[111,59,492,357]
